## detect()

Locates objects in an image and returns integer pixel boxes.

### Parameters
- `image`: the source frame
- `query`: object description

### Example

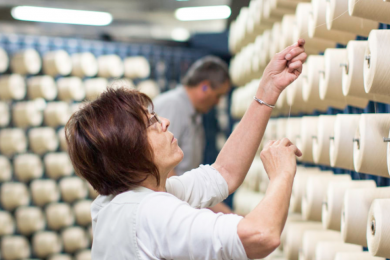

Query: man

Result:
[154,56,232,213]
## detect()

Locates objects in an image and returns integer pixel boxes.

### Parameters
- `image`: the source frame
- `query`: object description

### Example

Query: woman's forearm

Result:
[251,174,293,235]
[212,82,278,194]
[237,174,294,259]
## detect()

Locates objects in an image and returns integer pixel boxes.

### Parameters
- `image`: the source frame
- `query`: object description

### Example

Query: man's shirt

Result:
[153,86,205,176]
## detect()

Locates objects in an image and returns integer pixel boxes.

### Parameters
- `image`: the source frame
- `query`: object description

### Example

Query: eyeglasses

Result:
[147,112,161,128]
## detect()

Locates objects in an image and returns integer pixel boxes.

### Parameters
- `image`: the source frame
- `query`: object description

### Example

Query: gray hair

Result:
[182,56,230,89]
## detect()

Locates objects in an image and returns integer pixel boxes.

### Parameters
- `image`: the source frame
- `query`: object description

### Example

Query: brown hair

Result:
[65,87,160,196]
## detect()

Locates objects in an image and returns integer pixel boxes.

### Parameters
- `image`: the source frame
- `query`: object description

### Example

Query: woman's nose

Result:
[161,117,170,131]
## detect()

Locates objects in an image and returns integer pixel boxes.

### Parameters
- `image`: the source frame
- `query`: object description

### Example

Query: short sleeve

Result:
[137,193,248,260]
[166,165,229,208]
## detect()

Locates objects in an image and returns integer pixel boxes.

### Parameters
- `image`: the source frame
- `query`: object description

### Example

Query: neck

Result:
[140,169,170,192]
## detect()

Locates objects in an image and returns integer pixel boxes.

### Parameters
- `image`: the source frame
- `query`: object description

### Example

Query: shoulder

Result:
[138,191,187,212]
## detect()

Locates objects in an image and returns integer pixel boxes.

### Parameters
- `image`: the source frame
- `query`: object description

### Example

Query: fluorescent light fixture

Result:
[175,5,231,21]
[11,6,113,26]
[171,28,190,41]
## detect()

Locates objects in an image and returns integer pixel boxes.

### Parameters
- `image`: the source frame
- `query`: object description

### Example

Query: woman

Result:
[66,39,306,260]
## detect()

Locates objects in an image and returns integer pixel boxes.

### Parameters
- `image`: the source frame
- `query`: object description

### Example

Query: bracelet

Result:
[253,96,275,109]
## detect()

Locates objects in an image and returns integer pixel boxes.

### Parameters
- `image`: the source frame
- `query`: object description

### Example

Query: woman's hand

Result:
[260,138,302,181]
[257,39,307,105]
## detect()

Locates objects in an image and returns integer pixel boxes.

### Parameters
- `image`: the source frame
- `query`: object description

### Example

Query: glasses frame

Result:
[147,112,161,128]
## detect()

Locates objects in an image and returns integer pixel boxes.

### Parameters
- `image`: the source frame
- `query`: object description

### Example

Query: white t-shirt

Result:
[91,165,248,260]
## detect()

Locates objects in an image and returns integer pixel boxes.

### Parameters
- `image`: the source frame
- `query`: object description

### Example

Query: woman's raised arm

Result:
[212,39,307,194]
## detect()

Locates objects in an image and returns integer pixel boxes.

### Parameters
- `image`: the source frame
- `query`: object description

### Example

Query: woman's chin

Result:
[167,148,184,170]
[176,149,184,163]
[171,149,184,167]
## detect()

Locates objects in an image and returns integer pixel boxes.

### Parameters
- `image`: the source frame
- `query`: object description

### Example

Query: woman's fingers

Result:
[289,144,302,157]
[279,137,293,147]
[297,38,305,47]
[287,60,303,73]
[289,52,308,64]
[270,137,302,156]
[285,46,306,61]
[278,39,306,60]
[281,138,302,156]
[263,140,276,150]
[277,44,298,60]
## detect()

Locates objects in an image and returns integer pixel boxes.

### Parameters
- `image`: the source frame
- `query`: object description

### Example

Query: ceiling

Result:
[0,0,236,42]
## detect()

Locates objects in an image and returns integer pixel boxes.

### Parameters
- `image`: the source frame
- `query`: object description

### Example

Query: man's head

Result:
[182,56,231,113]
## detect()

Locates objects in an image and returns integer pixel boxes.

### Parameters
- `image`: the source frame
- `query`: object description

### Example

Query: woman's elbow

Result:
[268,236,281,252]
[250,234,280,259]
[238,226,281,259]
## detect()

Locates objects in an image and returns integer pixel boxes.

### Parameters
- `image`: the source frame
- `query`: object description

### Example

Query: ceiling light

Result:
[171,28,190,41]
[11,6,113,26]
[175,5,231,21]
